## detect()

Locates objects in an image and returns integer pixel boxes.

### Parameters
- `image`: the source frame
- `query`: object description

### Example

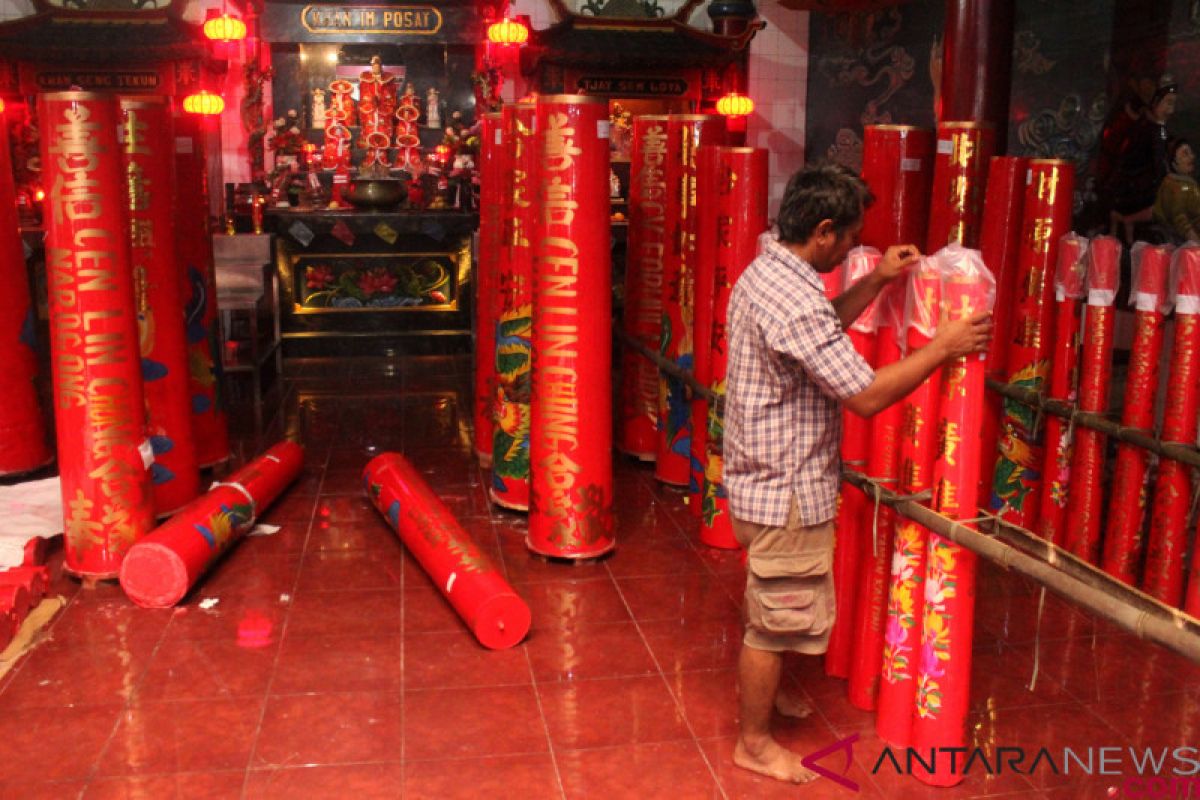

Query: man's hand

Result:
[874,245,921,284]
[932,311,993,360]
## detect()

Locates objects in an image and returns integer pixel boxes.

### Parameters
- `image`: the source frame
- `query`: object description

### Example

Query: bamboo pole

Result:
[842,469,1200,663]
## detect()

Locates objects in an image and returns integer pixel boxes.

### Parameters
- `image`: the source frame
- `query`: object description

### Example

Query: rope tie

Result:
[1028,586,1046,692]
[867,475,897,558]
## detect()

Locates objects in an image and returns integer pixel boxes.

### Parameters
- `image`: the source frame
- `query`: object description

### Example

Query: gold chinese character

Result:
[951,132,975,168]
[937,419,962,466]
[1027,218,1053,254]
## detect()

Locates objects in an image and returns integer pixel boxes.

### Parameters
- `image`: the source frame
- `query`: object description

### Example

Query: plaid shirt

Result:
[724,236,875,527]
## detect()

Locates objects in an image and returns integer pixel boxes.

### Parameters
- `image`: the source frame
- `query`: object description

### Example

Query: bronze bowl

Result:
[345,177,406,210]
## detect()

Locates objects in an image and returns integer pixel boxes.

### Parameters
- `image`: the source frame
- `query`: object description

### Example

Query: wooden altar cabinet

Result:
[264,208,477,355]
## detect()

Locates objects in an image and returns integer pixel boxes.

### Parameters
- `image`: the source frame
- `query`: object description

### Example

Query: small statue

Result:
[1154,137,1200,243]
[358,55,398,147]
[609,168,621,198]
[311,88,327,129]
[425,86,441,129]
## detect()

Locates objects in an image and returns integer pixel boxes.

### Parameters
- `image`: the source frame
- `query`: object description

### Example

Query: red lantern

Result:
[715,92,754,118]
[487,17,529,46]
[203,13,246,42]
[182,90,225,116]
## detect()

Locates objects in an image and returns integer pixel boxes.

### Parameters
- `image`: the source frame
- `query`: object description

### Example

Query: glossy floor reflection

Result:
[3,355,1200,799]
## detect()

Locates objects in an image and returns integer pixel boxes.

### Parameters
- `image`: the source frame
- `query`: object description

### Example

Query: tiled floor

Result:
[3,355,1200,799]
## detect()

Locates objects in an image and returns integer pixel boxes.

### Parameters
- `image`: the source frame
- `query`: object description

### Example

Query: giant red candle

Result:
[689,144,721,518]
[990,159,1074,529]
[119,441,304,607]
[617,115,670,461]
[174,110,229,468]
[121,97,199,518]
[473,111,504,468]
[1065,236,1120,563]
[925,122,993,252]
[978,156,1029,500]
[1103,243,1172,583]
[1033,233,1088,546]
[701,147,768,549]
[363,452,530,649]
[0,99,50,476]
[826,247,880,679]
[912,244,994,788]
[876,256,942,746]
[1144,245,1200,606]
[490,102,536,512]
[527,95,614,559]
[860,124,934,251]
[655,114,725,487]
[40,91,155,579]
[848,279,906,712]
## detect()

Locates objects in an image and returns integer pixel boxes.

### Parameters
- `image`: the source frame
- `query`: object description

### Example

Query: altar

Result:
[264,208,476,355]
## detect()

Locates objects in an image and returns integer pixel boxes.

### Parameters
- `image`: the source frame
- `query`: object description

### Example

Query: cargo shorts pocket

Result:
[745,550,833,637]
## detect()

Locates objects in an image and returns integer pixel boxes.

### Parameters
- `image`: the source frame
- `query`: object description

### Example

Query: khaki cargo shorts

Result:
[732,498,836,655]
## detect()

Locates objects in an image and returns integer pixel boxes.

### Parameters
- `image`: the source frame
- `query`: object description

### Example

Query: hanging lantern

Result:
[204,12,246,42]
[716,92,754,117]
[487,16,529,46]
[183,90,225,116]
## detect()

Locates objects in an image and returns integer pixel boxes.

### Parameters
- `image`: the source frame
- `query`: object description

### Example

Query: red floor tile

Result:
[198,554,301,598]
[616,572,740,624]
[253,691,404,767]
[162,593,289,645]
[0,704,120,782]
[284,589,402,639]
[539,674,693,750]
[700,734,885,799]
[403,753,560,799]
[244,762,405,800]
[518,577,633,627]
[271,632,402,694]
[525,621,658,682]
[1,637,157,709]
[402,685,547,760]
[403,581,474,635]
[305,516,397,552]
[96,697,263,776]
[0,779,89,799]
[293,547,406,594]
[134,636,279,702]
[84,770,245,799]
[403,630,530,689]
[638,616,744,675]
[555,740,721,799]
[604,534,711,579]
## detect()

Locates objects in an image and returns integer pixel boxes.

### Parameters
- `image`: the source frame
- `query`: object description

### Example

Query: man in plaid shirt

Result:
[725,164,991,784]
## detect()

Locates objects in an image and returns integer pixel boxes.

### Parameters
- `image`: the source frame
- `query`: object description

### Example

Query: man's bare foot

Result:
[733,735,817,784]
[775,691,813,719]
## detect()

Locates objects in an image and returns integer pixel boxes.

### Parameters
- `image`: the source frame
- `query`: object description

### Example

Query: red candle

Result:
[490,102,536,512]
[40,92,156,578]
[527,95,615,559]
[617,115,670,461]
[473,111,505,468]
[860,124,934,250]
[174,110,229,468]
[119,441,304,608]
[1144,245,1200,606]
[1065,235,1121,563]
[876,257,942,746]
[364,452,530,648]
[121,97,200,518]
[689,144,722,518]
[925,122,994,252]
[978,156,1029,499]
[912,245,994,788]
[1033,233,1088,545]
[700,147,768,549]
[990,159,1075,529]
[0,98,49,476]
[1103,244,1172,583]
[826,247,880,679]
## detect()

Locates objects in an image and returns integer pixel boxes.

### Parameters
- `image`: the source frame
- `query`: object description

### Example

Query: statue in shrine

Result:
[1153,137,1200,243]
[358,55,398,148]
[425,86,442,129]
[1109,76,1178,242]
[311,87,327,129]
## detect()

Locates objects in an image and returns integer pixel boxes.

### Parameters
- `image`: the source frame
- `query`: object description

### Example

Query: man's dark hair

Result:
[776,162,874,244]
